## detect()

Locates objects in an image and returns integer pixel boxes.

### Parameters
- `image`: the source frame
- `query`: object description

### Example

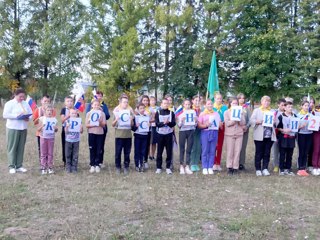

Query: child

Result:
[149,96,159,161]
[190,95,202,172]
[65,108,83,173]
[112,96,134,174]
[132,103,150,172]
[155,98,176,174]
[33,95,56,162]
[272,98,286,173]
[224,97,246,175]
[237,93,251,170]
[37,104,58,174]
[213,92,228,171]
[198,99,221,175]
[177,99,197,174]
[297,101,312,176]
[250,96,277,176]
[276,101,297,175]
[60,96,74,167]
[312,105,320,175]
[86,99,106,173]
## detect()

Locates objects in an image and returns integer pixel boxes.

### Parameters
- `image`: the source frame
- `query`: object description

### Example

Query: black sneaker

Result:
[227,168,233,176]
[239,164,245,170]
[233,169,238,175]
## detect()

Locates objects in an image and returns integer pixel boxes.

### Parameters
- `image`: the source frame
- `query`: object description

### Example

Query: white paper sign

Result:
[262,112,274,127]
[289,117,300,133]
[184,110,196,126]
[208,114,220,130]
[118,110,131,129]
[158,114,172,134]
[43,117,57,138]
[231,106,242,121]
[68,117,82,133]
[89,110,101,126]
[308,116,320,131]
[136,116,150,133]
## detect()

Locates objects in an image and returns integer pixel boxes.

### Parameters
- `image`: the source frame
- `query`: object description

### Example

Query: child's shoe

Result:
[95,166,101,173]
[256,170,262,176]
[166,168,172,175]
[311,168,319,176]
[227,168,233,176]
[155,168,162,174]
[190,165,197,172]
[89,166,95,173]
[185,165,193,174]
[136,167,140,172]
[124,168,129,175]
[116,168,121,174]
[41,169,47,175]
[216,165,222,171]
[208,168,214,175]
[273,166,279,173]
[180,165,185,174]
[202,168,208,175]
[297,170,309,176]
[9,168,16,174]
[48,169,54,174]
[144,162,149,169]
[262,169,270,176]
[212,164,218,171]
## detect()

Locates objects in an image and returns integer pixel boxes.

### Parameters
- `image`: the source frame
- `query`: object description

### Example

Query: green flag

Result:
[207,51,219,100]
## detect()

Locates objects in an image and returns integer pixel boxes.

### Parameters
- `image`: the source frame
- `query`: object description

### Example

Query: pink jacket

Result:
[224,110,246,136]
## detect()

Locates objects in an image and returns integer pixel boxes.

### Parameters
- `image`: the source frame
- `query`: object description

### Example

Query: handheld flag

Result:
[207,51,219,100]
[74,95,85,112]
[26,95,37,111]
[242,101,251,108]
[92,88,97,99]
[175,105,183,118]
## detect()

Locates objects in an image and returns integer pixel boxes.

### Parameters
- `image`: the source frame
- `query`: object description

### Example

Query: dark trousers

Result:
[308,133,314,167]
[65,141,80,172]
[37,136,41,163]
[179,130,194,165]
[134,134,148,168]
[61,128,66,164]
[254,138,273,171]
[279,146,294,171]
[88,133,103,167]
[99,127,108,165]
[144,131,151,163]
[156,133,173,169]
[298,134,313,170]
[115,138,132,169]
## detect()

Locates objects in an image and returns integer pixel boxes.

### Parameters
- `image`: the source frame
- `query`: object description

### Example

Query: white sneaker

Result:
[256,170,262,176]
[185,165,193,174]
[41,169,48,175]
[312,168,319,176]
[208,168,214,175]
[89,166,95,173]
[317,169,320,175]
[216,165,222,171]
[16,167,27,173]
[48,169,54,174]
[202,168,208,175]
[155,168,162,174]
[95,166,101,173]
[212,164,218,171]
[144,162,149,169]
[308,167,314,172]
[262,169,270,176]
[180,165,185,174]
[9,168,16,174]
[166,168,172,175]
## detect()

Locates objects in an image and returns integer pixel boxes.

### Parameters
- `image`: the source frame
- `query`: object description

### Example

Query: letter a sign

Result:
[262,112,274,127]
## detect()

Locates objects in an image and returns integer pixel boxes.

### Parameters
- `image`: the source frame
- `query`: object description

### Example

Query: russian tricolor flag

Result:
[175,105,183,118]
[26,95,37,111]
[242,101,250,108]
[74,95,85,112]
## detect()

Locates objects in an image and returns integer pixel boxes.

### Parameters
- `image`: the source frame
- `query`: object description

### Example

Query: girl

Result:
[224,97,246,175]
[149,96,159,161]
[237,93,251,170]
[38,104,58,174]
[213,92,228,171]
[276,101,297,176]
[297,101,312,176]
[177,99,197,174]
[198,99,221,175]
[190,95,202,172]
[250,96,277,176]
[86,99,106,173]
[112,96,134,174]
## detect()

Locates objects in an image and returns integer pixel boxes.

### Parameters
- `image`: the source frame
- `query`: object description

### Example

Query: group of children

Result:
[31,91,320,177]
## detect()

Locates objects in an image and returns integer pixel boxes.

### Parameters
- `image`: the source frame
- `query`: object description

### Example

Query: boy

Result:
[132,103,150,172]
[276,101,297,175]
[60,96,74,167]
[112,96,134,174]
[65,108,83,173]
[155,98,176,174]
[272,98,286,173]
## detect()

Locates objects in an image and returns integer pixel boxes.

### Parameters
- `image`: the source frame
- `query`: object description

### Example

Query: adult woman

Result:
[3,88,32,174]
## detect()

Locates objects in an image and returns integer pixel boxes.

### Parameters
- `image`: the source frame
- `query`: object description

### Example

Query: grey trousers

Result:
[179,130,194,165]
[239,129,249,166]
[65,141,80,172]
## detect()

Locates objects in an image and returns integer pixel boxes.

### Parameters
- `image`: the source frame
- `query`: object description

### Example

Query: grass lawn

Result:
[0,107,320,240]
